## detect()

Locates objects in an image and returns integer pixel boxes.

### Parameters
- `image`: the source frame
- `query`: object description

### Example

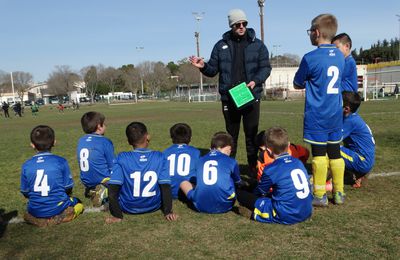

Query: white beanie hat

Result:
[228,9,247,27]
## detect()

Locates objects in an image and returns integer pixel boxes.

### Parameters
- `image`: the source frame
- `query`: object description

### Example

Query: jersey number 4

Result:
[34,169,50,197]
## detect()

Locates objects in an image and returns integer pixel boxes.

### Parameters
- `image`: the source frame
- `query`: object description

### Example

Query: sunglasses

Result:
[233,21,248,29]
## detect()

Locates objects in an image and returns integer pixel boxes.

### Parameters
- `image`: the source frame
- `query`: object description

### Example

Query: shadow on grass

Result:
[0,209,18,238]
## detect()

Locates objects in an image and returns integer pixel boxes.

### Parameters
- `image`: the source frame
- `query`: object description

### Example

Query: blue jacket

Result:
[200,28,271,101]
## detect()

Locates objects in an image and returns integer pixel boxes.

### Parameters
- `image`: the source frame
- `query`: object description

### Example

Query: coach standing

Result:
[190,9,271,175]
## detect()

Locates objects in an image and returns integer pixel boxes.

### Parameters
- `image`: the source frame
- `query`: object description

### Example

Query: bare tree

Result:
[81,65,99,103]
[47,65,80,96]
[12,71,33,100]
[98,66,121,101]
[119,64,140,95]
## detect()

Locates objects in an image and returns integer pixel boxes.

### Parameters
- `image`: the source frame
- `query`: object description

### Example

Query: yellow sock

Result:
[73,203,84,219]
[330,158,345,193]
[312,156,328,197]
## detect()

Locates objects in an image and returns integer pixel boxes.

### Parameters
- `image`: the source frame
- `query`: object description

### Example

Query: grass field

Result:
[1,100,399,258]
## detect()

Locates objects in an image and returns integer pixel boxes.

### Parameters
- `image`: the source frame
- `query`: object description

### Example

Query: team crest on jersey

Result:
[86,136,92,142]
[36,157,44,163]
[329,50,336,56]
[222,45,228,49]
[139,155,147,162]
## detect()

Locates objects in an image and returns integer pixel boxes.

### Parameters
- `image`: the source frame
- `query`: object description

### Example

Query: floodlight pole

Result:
[396,15,400,61]
[193,12,205,100]
[273,44,281,67]
[10,72,16,102]
[136,46,145,94]
[258,0,265,43]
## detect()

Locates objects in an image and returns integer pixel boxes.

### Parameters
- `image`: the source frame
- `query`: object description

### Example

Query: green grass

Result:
[1,100,400,258]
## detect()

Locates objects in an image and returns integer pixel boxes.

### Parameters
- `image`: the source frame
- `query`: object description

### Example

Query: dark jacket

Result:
[200,28,271,101]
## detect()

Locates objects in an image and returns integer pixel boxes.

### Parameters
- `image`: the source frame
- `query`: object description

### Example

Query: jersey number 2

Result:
[327,66,339,94]
[34,169,50,197]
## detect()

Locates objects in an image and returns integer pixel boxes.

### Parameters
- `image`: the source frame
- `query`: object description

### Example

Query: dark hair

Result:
[210,132,233,150]
[126,122,148,146]
[81,111,105,134]
[332,33,352,49]
[256,130,266,147]
[30,125,55,151]
[170,123,192,144]
[265,127,288,155]
[342,91,361,113]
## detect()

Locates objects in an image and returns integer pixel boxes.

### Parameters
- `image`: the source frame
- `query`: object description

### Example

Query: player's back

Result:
[163,144,200,199]
[110,148,169,214]
[342,55,358,93]
[343,113,375,168]
[77,134,114,187]
[296,44,345,133]
[20,152,73,218]
[262,154,313,224]
[192,150,241,213]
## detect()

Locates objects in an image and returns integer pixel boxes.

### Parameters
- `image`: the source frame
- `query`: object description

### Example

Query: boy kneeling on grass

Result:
[236,127,313,224]
[106,122,177,223]
[180,132,242,214]
[21,125,84,227]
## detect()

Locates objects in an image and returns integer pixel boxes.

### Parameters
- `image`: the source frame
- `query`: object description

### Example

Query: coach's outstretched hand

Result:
[105,216,123,224]
[164,212,178,221]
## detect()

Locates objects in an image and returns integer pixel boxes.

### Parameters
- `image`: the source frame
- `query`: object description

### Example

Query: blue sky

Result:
[1,0,399,82]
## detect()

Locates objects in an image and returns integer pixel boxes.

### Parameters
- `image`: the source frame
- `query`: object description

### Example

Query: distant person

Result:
[57,103,65,113]
[294,14,345,206]
[341,91,375,188]
[189,9,272,177]
[14,102,22,117]
[180,132,242,214]
[31,102,39,116]
[77,112,115,208]
[236,127,313,224]
[20,125,84,227]
[106,122,177,223]
[163,123,201,199]
[332,33,359,93]
[2,102,10,118]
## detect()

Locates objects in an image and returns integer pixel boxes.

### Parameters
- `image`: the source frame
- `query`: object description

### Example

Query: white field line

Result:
[108,102,137,106]
[4,173,400,224]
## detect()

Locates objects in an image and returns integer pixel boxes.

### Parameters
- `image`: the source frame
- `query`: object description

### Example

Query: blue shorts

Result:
[253,197,277,223]
[187,189,234,214]
[304,130,342,146]
[340,147,373,175]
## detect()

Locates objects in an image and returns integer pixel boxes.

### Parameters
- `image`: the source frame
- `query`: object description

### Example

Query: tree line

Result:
[351,38,400,64]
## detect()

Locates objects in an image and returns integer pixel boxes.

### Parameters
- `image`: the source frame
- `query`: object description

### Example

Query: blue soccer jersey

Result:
[77,134,115,188]
[341,113,375,173]
[20,152,75,218]
[108,148,170,214]
[294,44,345,138]
[254,153,313,224]
[188,150,241,213]
[342,55,358,93]
[163,144,201,199]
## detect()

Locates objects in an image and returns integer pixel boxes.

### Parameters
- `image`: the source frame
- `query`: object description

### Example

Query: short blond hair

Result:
[311,14,338,41]
[265,127,289,155]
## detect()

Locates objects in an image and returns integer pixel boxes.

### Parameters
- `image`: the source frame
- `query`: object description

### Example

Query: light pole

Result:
[10,72,16,103]
[396,15,400,61]
[136,46,145,94]
[273,44,281,67]
[192,12,205,100]
[257,0,265,43]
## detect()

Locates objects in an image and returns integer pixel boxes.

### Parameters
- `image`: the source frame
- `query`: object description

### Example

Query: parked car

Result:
[36,99,45,106]
[24,100,33,106]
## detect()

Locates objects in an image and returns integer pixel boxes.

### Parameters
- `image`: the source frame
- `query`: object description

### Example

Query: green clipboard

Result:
[228,82,255,109]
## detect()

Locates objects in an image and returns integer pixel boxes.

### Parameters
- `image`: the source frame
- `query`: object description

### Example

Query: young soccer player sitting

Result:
[236,127,313,224]
[21,125,84,227]
[332,33,359,93]
[341,91,375,188]
[77,112,115,208]
[163,123,201,199]
[180,132,242,214]
[106,122,177,223]
[294,14,346,206]
[256,130,309,181]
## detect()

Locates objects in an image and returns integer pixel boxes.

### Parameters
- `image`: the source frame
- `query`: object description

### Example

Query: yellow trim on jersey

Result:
[303,138,326,145]
[253,208,270,219]
[101,177,110,184]
[227,192,236,200]
[327,139,342,144]
[272,209,277,217]
[57,201,64,206]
